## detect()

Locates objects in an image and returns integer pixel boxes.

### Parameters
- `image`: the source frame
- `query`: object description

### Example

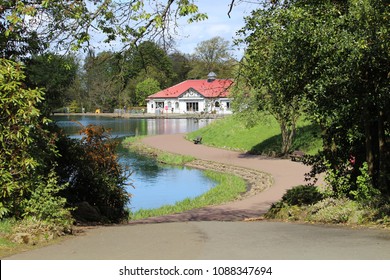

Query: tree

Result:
[1,1,208,56]
[169,51,192,84]
[123,41,175,87]
[234,5,308,155]
[135,78,161,106]
[83,51,123,111]
[120,41,174,106]
[237,0,389,196]
[188,36,236,79]
[25,53,78,113]
[301,0,389,195]
[54,124,131,222]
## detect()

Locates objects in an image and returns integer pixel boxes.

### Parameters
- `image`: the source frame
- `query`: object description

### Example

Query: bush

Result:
[0,58,62,221]
[350,162,380,202]
[308,198,361,224]
[281,185,324,206]
[55,124,131,223]
[265,202,306,220]
[23,168,73,229]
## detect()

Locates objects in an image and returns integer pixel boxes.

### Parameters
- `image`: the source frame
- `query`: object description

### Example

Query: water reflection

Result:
[53,115,216,212]
[52,115,212,138]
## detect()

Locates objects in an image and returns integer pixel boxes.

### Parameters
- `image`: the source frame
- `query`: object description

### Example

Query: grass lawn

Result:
[187,115,322,155]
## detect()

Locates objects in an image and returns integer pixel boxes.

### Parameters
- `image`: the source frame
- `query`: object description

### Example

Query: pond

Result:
[52,115,211,138]
[53,115,215,212]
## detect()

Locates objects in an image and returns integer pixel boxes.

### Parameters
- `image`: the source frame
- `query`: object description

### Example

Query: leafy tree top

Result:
[1,0,208,59]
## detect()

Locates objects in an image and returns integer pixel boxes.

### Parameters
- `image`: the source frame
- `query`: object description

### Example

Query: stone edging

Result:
[185,159,274,200]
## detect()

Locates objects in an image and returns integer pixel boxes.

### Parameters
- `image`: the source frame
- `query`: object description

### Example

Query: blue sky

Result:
[91,1,259,58]
[175,1,258,58]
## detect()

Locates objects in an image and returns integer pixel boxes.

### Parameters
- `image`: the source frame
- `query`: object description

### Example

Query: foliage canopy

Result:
[235,0,389,197]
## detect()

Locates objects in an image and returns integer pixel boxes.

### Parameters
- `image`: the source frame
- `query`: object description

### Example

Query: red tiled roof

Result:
[147,79,233,99]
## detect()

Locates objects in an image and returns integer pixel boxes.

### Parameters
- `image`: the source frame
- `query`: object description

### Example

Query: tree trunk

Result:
[280,120,296,156]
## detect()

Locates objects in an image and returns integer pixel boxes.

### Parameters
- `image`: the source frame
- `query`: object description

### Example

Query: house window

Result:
[156,102,164,109]
[175,102,179,109]
[215,101,220,107]
[186,102,199,112]
[226,102,230,109]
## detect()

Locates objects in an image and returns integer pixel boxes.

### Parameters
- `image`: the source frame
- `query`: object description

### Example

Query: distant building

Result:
[146,72,233,115]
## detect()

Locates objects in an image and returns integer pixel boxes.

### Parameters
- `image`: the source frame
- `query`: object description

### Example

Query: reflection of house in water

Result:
[146,72,233,115]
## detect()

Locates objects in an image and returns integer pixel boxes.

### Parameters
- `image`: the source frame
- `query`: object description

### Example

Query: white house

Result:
[146,72,233,115]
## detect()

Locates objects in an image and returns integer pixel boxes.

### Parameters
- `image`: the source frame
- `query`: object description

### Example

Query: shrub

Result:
[265,202,306,220]
[0,59,60,220]
[23,168,73,229]
[350,162,380,203]
[10,217,70,245]
[281,185,324,206]
[55,125,131,223]
[308,198,360,224]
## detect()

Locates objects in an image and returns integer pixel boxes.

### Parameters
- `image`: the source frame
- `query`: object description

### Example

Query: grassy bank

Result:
[129,170,247,220]
[187,115,322,155]
[122,136,195,165]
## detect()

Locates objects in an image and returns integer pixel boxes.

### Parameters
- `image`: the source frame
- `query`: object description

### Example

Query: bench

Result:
[193,136,202,144]
[289,150,305,161]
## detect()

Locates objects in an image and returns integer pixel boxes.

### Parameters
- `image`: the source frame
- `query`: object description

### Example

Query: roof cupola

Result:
[207,72,217,82]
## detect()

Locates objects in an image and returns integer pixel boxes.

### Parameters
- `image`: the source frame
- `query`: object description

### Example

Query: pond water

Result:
[53,115,215,212]
[53,115,211,138]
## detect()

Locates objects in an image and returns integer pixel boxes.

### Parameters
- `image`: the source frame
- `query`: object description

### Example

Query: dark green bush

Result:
[55,125,131,223]
[282,185,323,206]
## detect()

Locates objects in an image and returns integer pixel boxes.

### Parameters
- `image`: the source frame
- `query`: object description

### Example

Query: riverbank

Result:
[122,136,273,220]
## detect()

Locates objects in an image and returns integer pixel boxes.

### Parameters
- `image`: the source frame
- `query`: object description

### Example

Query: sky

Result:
[174,0,259,58]
[89,1,260,59]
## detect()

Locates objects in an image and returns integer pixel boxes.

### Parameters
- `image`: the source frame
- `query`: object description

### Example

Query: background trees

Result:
[188,36,237,79]
[84,51,123,111]
[25,53,79,113]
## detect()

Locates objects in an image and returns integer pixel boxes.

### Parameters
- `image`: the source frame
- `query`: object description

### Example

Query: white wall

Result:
[147,98,233,114]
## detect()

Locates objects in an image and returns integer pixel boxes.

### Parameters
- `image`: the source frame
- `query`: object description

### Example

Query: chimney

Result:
[207,72,217,82]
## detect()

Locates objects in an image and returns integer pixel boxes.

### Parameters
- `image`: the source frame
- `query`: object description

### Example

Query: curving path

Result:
[133,133,314,223]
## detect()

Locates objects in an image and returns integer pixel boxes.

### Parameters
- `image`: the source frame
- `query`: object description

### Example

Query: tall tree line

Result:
[31,37,237,112]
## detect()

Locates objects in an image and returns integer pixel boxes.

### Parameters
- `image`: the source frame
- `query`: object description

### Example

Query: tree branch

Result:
[228,0,236,18]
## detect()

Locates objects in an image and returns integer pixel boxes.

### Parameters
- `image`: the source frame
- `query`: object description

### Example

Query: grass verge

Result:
[122,136,195,165]
[129,170,247,220]
[187,115,322,155]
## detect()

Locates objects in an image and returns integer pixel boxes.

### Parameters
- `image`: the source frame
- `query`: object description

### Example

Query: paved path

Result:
[136,134,313,222]
[4,134,390,260]
[6,221,390,260]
